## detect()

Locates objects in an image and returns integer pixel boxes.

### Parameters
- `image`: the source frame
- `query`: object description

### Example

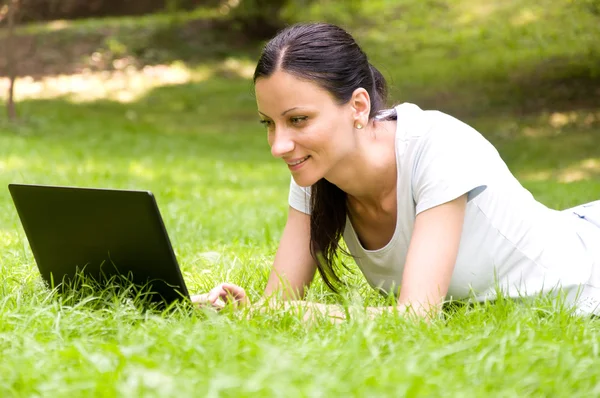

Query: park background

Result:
[1,0,600,396]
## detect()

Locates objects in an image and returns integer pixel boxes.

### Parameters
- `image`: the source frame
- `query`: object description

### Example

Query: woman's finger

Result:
[221,283,249,306]
[189,293,224,310]
[221,283,244,297]
[190,293,209,304]
[205,283,249,307]
[207,285,225,303]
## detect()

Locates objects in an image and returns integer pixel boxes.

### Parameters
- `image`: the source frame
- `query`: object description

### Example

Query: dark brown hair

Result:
[253,22,389,291]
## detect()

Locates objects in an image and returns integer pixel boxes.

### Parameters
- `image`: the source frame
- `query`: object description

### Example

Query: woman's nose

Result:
[270,129,295,158]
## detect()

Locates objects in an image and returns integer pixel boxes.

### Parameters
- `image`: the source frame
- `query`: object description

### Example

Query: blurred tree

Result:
[572,0,600,15]
[3,0,19,121]
[0,0,216,22]
[584,0,600,14]
[1,0,54,121]
[166,0,184,13]
[228,0,314,39]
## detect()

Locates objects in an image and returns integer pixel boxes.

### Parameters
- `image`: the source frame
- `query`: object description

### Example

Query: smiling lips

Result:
[286,155,310,170]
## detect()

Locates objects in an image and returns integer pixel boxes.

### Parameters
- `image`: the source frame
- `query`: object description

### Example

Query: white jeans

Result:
[563,200,600,315]
[564,200,600,228]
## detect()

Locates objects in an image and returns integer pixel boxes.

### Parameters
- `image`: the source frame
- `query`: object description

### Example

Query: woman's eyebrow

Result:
[258,107,304,118]
[281,107,300,116]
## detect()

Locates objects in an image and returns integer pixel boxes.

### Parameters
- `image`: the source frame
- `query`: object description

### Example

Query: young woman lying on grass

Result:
[194,22,600,320]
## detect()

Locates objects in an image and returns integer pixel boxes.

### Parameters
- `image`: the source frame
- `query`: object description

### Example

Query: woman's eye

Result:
[290,116,307,125]
[259,119,273,128]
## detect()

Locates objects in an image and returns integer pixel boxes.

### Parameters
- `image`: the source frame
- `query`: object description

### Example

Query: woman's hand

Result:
[190,283,250,310]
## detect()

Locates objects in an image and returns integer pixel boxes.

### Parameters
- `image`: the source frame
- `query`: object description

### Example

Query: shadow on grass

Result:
[41,268,197,315]
[416,54,600,119]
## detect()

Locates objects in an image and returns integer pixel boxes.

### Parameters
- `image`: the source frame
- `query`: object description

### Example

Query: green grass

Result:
[311,0,600,108]
[4,0,599,113]
[1,0,600,396]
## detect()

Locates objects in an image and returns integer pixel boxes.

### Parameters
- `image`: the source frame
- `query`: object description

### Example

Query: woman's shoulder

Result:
[394,104,500,167]
[394,102,481,141]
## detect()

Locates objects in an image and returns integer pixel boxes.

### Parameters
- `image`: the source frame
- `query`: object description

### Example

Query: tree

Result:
[1,0,54,122]
[583,0,600,14]
[2,0,19,121]
[227,0,312,39]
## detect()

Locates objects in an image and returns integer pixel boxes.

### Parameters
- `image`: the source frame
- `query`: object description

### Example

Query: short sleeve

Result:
[412,113,492,215]
[288,177,312,214]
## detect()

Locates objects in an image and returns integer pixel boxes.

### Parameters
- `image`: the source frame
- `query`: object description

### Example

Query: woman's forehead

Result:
[255,71,333,112]
[256,71,325,94]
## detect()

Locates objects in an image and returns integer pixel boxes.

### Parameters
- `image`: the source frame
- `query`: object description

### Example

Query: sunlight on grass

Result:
[46,20,71,32]
[220,57,255,79]
[0,64,204,103]
[547,110,600,129]
[0,56,255,104]
[0,229,18,246]
[520,158,600,183]
[511,8,540,26]
[455,2,502,24]
[128,161,157,181]
[0,156,27,172]
[558,158,600,183]
[520,110,600,137]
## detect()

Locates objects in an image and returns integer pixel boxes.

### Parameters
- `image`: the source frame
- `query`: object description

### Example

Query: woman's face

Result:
[255,70,356,187]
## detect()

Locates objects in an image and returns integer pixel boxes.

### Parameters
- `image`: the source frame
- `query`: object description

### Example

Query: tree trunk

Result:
[8,72,16,121]
[5,0,19,121]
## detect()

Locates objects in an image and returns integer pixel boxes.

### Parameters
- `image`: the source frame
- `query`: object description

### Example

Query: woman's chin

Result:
[292,173,320,188]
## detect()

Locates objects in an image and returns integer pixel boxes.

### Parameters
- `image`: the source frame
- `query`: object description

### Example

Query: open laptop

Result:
[8,184,190,306]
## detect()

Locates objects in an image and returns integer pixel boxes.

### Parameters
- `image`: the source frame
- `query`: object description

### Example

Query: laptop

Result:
[8,184,190,306]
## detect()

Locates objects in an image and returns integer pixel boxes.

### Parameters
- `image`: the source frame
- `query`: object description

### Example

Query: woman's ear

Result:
[350,88,371,125]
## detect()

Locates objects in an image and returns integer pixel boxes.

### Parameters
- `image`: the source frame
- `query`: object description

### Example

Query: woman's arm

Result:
[199,196,466,322]
[276,194,468,322]
[193,206,316,307]
[262,206,317,299]
[398,193,467,315]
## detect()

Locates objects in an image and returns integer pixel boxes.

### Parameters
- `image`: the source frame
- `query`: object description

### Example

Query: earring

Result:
[355,122,363,130]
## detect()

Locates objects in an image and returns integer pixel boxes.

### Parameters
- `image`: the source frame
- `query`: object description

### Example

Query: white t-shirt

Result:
[288,103,600,314]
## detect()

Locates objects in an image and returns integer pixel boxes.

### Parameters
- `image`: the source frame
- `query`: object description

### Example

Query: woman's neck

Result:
[326,119,398,210]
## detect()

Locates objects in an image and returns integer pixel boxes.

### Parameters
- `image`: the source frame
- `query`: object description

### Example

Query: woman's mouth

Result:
[287,155,310,170]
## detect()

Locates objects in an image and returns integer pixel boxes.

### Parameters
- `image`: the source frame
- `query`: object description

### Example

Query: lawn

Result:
[1,0,600,396]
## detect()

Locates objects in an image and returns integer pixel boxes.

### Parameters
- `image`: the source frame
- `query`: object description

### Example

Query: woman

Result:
[194,22,600,319]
